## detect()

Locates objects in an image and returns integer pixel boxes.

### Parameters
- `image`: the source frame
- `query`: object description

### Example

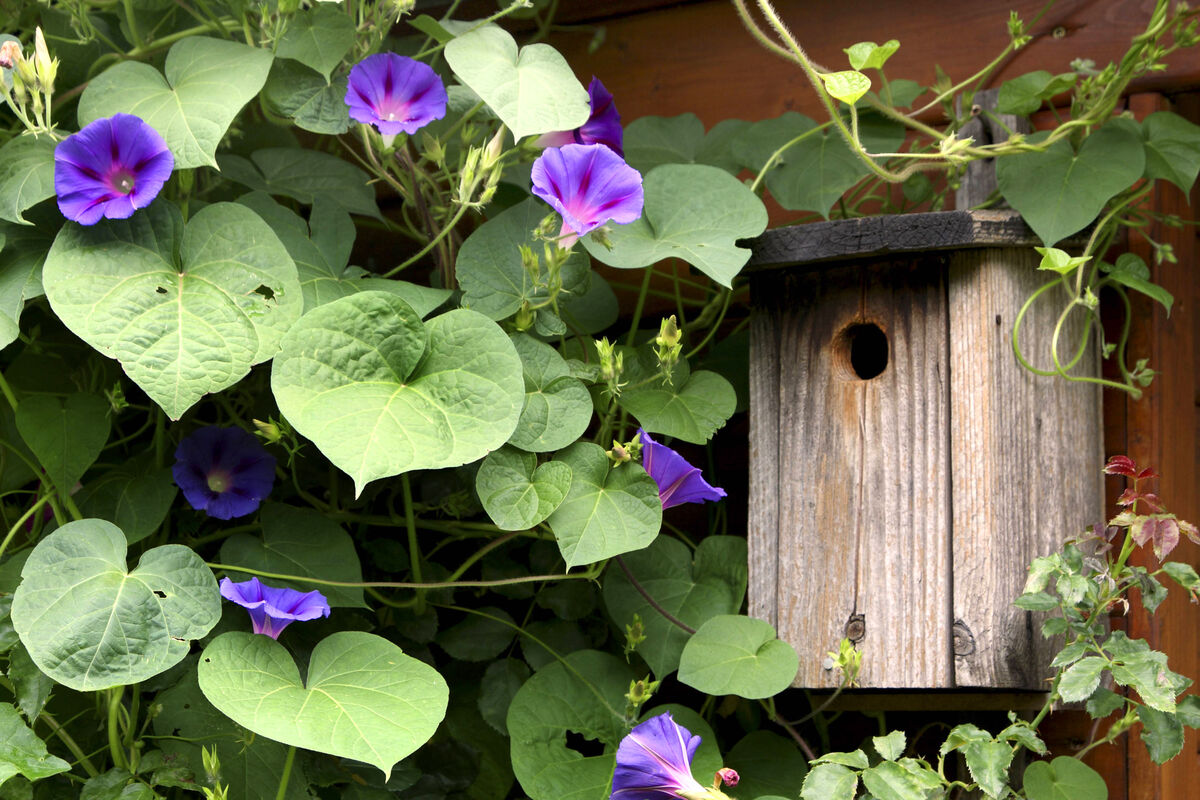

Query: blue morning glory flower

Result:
[535,77,624,156]
[219,577,330,639]
[172,427,276,520]
[345,52,447,138]
[612,712,709,800]
[638,429,726,509]
[531,143,643,246]
[54,113,174,225]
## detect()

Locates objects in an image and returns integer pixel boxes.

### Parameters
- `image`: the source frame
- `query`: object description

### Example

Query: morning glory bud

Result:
[33,28,55,93]
[0,40,21,70]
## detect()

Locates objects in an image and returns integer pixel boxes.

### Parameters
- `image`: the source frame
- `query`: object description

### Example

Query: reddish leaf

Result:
[1136,467,1161,480]
[1180,519,1199,546]
[1132,515,1181,561]
[1105,455,1137,476]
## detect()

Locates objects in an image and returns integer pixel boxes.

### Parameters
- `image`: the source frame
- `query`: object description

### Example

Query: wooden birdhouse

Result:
[746,209,1104,690]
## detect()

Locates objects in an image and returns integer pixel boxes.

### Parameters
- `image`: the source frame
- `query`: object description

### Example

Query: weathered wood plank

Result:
[748,276,783,630]
[947,248,1104,688]
[754,260,952,688]
[746,210,1044,272]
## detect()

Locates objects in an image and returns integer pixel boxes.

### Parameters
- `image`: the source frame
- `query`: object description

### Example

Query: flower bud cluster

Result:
[595,337,625,397]
[1,28,58,134]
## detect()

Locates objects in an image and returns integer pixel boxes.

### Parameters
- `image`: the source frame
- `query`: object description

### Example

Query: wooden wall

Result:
[542,2,1200,798]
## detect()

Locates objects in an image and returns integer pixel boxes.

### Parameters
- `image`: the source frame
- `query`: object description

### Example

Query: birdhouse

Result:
[746,209,1104,690]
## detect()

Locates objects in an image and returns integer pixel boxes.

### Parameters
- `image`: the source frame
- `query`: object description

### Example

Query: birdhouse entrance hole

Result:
[837,322,888,380]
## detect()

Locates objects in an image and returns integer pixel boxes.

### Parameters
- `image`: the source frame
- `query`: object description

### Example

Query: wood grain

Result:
[750,259,952,688]
[947,247,1104,688]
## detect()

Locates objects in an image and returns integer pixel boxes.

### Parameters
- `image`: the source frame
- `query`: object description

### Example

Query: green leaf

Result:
[622,114,749,175]
[545,442,662,569]
[618,354,736,444]
[0,135,55,225]
[962,741,1013,798]
[873,730,905,761]
[508,334,593,452]
[1111,650,1186,712]
[1023,757,1107,800]
[444,26,589,141]
[42,201,302,420]
[1176,694,1200,728]
[219,148,380,218]
[1058,656,1106,703]
[997,71,1076,115]
[1102,253,1173,314]
[602,535,746,678]
[1137,705,1185,764]
[271,293,525,495]
[800,763,858,800]
[811,750,870,769]
[476,447,572,531]
[275,5,354,79]
[218,503,365,607]
[506,650,631,800]
[999,722,1047,755]
[1034,246,1090,276]
[1086,687,1126,719]
[75,456,177,545]
[437,607,516,661]
[237,192,448,316]
[15,392,110,493]
[724,731,808,797]
[997,120,1145,245]
[6,643,53,723]
[456,198,590,321]
[821,71,871,105]
[408,15,455,44]
[153,666,310,800]
[677,615,798,699]
[478,658,530,735]
[78,37,273,169]
[199,631,447,780]
[0,596,15,655]
[0,218,52,352]
[1141,111,1200,193]
[584,164,768,288]
[10,519,220,691]
[0,703,71,788]
[1013,591,1059,611]
[1161,561,1200,592]
[263,59,353,135]
[1049,640,1090,668]
[862,761,940,800]
[844,40,899,71]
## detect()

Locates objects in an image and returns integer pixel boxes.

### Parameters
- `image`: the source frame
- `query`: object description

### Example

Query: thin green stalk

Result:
[209,562,593,590]
[0,370,18,410]
[0,491,51,562]
[624,267,655,347]
[383,203,469,278]
[39,712,101,778]
[107,688,128,771]
[275,746,296,800]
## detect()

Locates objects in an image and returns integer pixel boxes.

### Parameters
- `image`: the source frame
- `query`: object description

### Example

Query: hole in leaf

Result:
[565,730,605,758]
[252,284,276,301]
[834,322,888,381]
[153,590,166,598]
[155,286,168,294]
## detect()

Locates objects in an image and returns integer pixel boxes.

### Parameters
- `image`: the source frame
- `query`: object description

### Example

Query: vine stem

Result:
[208,562,593,590]
[275,746,296,800]
[0,491,52,562]
[107,688,129,771]
[39,712,100,778]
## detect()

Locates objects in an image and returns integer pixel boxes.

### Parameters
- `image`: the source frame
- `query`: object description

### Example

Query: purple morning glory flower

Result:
[172,427,276,520]
[219,577,330,639]
[638,429,726,510]
[530,143,643,246]
[535,77,624,156]
[344,52,447,138]
[612,712,709,800]
[54,113,173,225]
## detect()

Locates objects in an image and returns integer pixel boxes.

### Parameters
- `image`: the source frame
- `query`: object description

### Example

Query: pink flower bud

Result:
[0,40,22,70]
[717,768,739,787]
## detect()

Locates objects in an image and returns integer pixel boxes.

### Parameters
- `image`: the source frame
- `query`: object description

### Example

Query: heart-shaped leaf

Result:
[219,503,366,607]
[444,26,588,140]
[584,164,767,288]
[725,731,809,798]
[506,650,632,800]
[623,114,750,174]
[42,201,302,419]
[508,334,592,452]
[997,120,1145,246]
[821,71,871,105]
[546,442,662,569]
[0,135,55,225]
[603,536,746,677]
[0,703,71,787]
[1023,757,1107,800]
[677,615,798,699]
[11,519,220,691]
[275,5,355,79]
[271,292,524,495]
[1142,111,1200,193]
[844,40,900,71]
[618,350,735,444]
[238,192,448,315]
[198,631,448,780]
[476,447,572,531]
[263,59,353,135]
[78,37,272,169]
[76,456,178,545]
[997,71,1077,115]
[0,217,52,351]
[219,148,379,218]
[15,392,110,493]
[456,198,590,321]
